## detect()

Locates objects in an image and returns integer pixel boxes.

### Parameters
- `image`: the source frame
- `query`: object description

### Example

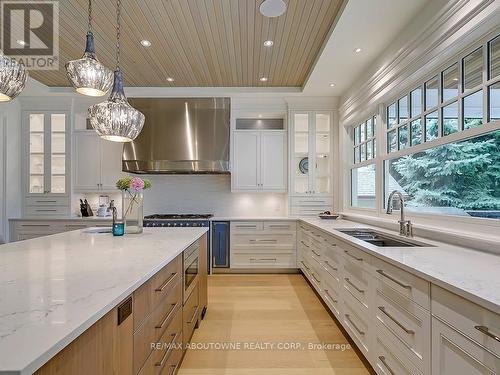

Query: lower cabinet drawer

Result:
[134,255,182,330]
[24,206,69,216]
[343,262,370,310]
[342,290,371,358]
[431,285,500,357]
[374,327,423,375]
[432,316,500,375]
[322,276,341,318]
[308,260,323,292]
[375,289,430,372]
[137,307,183,375]
[231,253,296,268]
[134,281,182,374]
[183,283,200,350]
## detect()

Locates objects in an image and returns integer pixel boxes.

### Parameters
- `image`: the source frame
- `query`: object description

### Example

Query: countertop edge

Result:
[10,228,208,375]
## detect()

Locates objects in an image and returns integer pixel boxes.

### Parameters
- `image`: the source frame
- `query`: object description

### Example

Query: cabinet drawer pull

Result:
[475,325,500,342]
[324,289,337,303]
[249,239,277,243]
[155,272,177,292]
[300,241,310,248]
[376,269,411,289]
[301,261,310,271]
[378,306,414,334]
[269,225,290,228]
[324,260,338,271]
[35,200,57,203]
[155,303,177,329]
[311,273,321,284]
[344,250,363,261]
[250,258,277,262]
[154,332,178,367]
[326,241,337,247]
[187,306,199,324]
[21,224,50,227]
[378,356,395,375]
[311,249,321,257]
[345,314,365,335]
[236,225,258,228]
[345,277,364,293]
[35,209,57,212]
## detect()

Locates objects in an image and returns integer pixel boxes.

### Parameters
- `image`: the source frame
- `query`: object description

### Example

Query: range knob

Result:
[161,223,165,227]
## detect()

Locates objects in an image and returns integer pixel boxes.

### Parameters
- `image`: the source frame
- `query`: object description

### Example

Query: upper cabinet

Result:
[23,111,71,216]
[74,131,125,192]
[231,118,287,192]
[290,111,332,196]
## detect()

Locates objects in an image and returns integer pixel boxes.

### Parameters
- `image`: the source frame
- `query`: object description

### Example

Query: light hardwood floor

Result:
[179,274,373,375]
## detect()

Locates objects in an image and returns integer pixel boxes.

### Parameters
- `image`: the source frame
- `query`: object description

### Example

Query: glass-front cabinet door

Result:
[25,111,69,197]
[290,111,332,196]
[293,112,311,194]
[314,112,331,195]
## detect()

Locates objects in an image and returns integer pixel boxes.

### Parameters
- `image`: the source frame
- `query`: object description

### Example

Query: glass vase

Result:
[122,190,144,234]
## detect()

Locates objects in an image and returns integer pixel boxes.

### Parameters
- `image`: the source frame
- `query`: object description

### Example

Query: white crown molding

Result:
[285,96,340,110]
[339,0,499,125]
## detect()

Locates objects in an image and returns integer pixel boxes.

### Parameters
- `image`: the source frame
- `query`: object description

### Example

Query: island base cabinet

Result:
[431,317,500,375]
[34,296,133,375]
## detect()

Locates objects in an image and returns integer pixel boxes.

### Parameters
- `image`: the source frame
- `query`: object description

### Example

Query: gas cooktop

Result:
[144,214,213,220]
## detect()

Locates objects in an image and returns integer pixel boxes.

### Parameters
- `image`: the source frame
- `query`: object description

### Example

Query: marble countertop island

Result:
[0,227,207,375]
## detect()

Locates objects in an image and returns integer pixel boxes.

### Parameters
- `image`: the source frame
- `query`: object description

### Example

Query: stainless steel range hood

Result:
[123,98,230,174]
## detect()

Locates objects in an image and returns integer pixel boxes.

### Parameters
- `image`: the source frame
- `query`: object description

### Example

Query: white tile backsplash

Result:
[73,175,288,217]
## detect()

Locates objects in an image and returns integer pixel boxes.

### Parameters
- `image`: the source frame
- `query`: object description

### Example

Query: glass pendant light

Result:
[88,0,145,143]
[0,54,28,102]
[65,0,113,97]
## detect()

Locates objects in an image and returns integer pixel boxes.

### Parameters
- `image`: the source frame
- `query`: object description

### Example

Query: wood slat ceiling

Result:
[29,0,343,87]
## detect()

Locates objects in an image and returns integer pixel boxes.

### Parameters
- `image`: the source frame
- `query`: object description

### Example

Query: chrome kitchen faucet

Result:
[386,190,413,237]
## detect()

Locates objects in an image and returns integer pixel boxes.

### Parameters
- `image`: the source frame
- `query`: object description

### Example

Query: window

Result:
[489,35,500,80]
[385,130,500,219]
[463,48,483,90]
[463,90,483,129]
[352,164,376,209]
[490,82,500,121]
[385,33,499,156]
[351,115,377,209]
[410,88,422,117]
[352,115,377,164]
[442,63,459,102]
[442,101,458,135]
[425,76,439,110]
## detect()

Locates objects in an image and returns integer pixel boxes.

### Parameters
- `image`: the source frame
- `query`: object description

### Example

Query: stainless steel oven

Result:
[183,242,199,302]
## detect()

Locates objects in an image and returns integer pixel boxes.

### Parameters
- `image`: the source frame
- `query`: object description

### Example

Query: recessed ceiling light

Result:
[260,77,268,82]
[259,0,287,17]
[354,47,362,53]
[140,40,151,47]
[453,77,459,82]
[166,77,174,82]
[16,39,27,46]
[329,83,335,87]
[263,40,274,47]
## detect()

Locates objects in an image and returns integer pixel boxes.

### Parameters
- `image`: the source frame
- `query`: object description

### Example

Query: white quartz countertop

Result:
[9,216,113,221]
[210,216,297,221]
[301,218,500,315]
[0,227,207,375]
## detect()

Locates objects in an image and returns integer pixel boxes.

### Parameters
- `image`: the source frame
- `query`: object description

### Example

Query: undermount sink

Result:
[338,229,433,247]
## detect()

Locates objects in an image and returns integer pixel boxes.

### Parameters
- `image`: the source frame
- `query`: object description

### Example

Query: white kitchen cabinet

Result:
[22,111,71,216]
[232,131,286,192]
[74,131,125,192]
[230,220,296,269]
[289,111,333,215]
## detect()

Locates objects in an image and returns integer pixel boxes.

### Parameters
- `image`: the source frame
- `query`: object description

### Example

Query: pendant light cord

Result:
[115,0,121,71]
[87,0,92,34]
